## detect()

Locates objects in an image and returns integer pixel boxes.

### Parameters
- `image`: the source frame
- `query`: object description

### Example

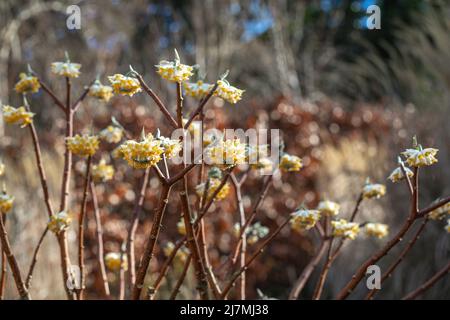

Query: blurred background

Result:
[0,0,448,299]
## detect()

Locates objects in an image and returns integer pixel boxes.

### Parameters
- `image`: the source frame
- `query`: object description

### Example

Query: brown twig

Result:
[90,181,110,298]
[402,261,450,300]
[365,218,429,300]
[25,226,49,289]
[127,168,150,291]
[417,196,450,218]
[72,80,95,112]
[0,248,6,299]
[169,253,192,300]
[38,79,65,111]
[77,155,92,300]
[119,241,126,300]
[0,213,30,299]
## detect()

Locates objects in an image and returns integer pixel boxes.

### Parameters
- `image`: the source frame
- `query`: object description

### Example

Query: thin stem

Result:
[72,80,95,112]
[25,226,49,289]
[169,253,192,300]
[132,184,172,300]
[402,262,450,300]
[0,213,30,299]
[184,83,218,130]
[312,235,333,300]
[220,215,292,299]
[90,181,110,298]
[417,196,450,218]
[127,168,150,291]
[77,155,92,300]
[119,241,126,300]
[38,79,65,111]
[0,248,6,299]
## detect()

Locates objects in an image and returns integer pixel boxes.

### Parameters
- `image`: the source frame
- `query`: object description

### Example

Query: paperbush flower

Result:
[290,209,321,232]
[0,162,4,176]
[246,222,269,245]
[2,105,34,127]
[67,134,100,157]
[163,242,189,262]
[279,154,303,172]
[402,147,438,167]
[0,192,14,213]
[105,252,127,271]
[48,211,72,233]
[89,80,114,102]
[99,126,123,144]
[51,61,81,78]
[108,74,142,96]
[365,223,389,239]
[14,73,40,94]
[206,138,247,167]
[195,178,230,201]
[388,166,414,183]
[214,80,244,104]
[428,203,450,220]
[177,219,186,236]
[317,200,340,217]
[252,157,273,171]
[362,183,386,199]
[91,159,114,183]
[118,134,164,169]
[155,59,193,82]
[184,80,213,99]
[158,136,182,159]
[331,219,360,240]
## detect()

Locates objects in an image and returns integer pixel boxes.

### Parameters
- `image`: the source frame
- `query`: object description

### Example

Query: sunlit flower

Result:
[14,73,40,94]
[99,126,123,144]
[0,192,14,213]
[184,80,213,99]
[177,219,186,236]
[51,61,81,78]
[105,252,128,271]
[362,183,386,199]
[290,209,321,232]
[206,138,247,167]
[158,136,182,159]
[246,222,269,245]
[214,80,244,104]
[195,178,230,201]
[118,134,164,169]
[232,223,241,237]
[2,105,34,127]
[317,200,340,217]
[365,223,389,239]
[111,146,125,159]
[48,211,72,233]
[67,134,100,157]
[163,242,189,262]
[91,159,114,183]
[108,74,141,96]
[331,219,360,240]
[428,203,450,220]
[279,154,302,172]
[388,166,414,183]
[89,80,114,102]
[252,157,273,171]
[155,59,193,83]
[402,147,438,167]
[0,162,4,176]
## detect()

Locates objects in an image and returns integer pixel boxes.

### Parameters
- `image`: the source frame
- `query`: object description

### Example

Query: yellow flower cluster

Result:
[331,219,360,240]
[290,209,321,232]
[177,219,186,236]
[163,242,190,262]
[105,252,128,272]
[89,80,114,102]
[388,166,414,183]
[246,222,269,245]
[91,160,114,183]
[365,223,389,239]
[279,154,303,172]
[51,62,81,78]
[108,74,142,96]
[317,200,340,217]
[158,136,182,159]
[0,192,14,213]
[362,183,386,199]
[184,80,213,99]
[48,211,72,233]
[15,73,40,94]
[402,147,438,167]
[66,134,100,157]
[206,138,247,167]
[99,126,123,144]
[214,80,244,104]
[2,105,34,127]
[155,60,193,82]
[252,157,273,171]
[118,134,164,169]
[195,178,230,201]
[428,203,450,220]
